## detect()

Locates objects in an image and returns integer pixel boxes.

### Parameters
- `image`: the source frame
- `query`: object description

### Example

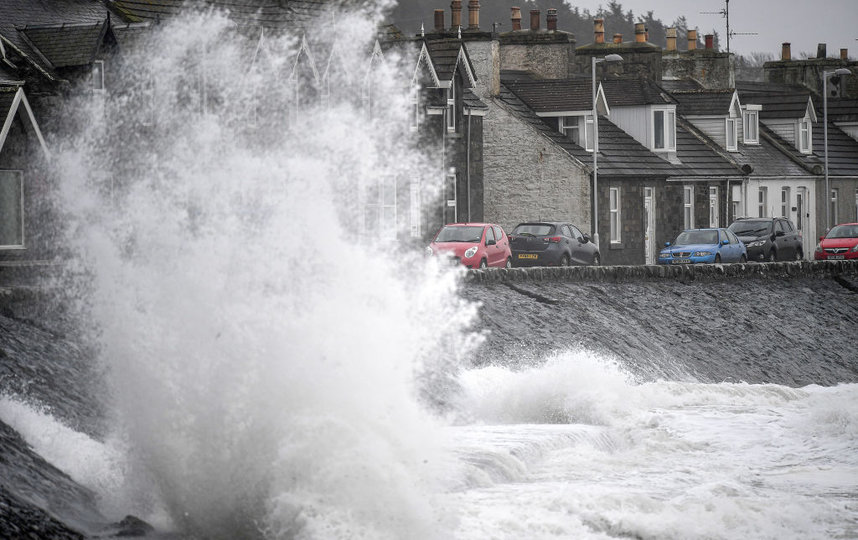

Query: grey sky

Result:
[567,0,858,58]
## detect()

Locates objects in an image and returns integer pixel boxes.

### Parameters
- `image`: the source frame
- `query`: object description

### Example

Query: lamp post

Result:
[591,54,623,248]
[823,67,852,232]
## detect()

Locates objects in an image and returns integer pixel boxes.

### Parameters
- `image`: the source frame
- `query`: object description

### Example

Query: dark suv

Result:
[727,217,803,261]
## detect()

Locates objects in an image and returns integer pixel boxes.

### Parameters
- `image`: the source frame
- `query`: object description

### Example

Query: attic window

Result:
[726,118,738,151]
[91,60,105,91]
[559,116,594,151]
[652,108,676,151]
[743,110,759,144]
[798,119,811,153]
[446,84,455,132]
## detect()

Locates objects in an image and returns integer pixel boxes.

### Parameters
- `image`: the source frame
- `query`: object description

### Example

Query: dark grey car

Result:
[509,222,600,267]
[727,217,804,261]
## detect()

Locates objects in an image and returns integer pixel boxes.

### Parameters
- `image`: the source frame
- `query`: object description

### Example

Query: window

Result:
[781,187,790,218]
[446,84,455,132]
[485,225,495,244]
[652,109,676,151]
[0,170,24,248]
[559,116,594,151]
[798,119,811,153]
[709,186,719,227]
[683,185,694,229]
[726,118,738,151]
[410,84,421,132]
[743,110,759,143]
[758,187,768,217]
[409,183,421,238]
[831,188,839,225]
[91,60,105,91]
[585,115,595,151]
[609,187,621,243]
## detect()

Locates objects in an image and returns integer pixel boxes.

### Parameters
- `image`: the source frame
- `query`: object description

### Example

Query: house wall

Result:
[608,106,649,147]
[499,33,576,80]
[740,177,818,257]
[662,50,734,90]
[483,99,590,234]
[686,117,728,148]
[464,38,500,98]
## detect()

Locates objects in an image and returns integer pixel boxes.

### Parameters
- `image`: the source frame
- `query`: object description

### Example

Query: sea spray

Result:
[50,8,478,538]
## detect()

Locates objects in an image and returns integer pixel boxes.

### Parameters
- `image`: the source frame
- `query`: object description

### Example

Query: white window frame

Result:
[91,60,105,91]
[743,109,759,144]
[585,115,595,151]
[758,187,768,217]
[855,188,858,221]
[0,170,24,249]
[709,186,720,227]
[446,84,456,133]
[726,118,738,151]
[831,188,839,225]
[559,116,580,143]
[683,185,694,229]
[652,107,676,152]
[781,187,790,218]
[798,119,811,153]
[609,186,621,243]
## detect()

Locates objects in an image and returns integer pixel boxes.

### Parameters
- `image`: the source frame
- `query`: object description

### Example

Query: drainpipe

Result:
[466,110,472,221]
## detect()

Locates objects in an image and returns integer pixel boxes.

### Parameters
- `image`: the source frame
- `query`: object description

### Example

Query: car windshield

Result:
[826,225,858,239]
[434,225,484,243]
[512,224,555,236]
[674,230,719,246]
[729,221,771,236]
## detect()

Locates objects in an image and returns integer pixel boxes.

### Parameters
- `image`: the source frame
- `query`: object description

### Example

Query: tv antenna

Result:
[700,0,757,54]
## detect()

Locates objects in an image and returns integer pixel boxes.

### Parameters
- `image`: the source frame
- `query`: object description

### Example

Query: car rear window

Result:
[512,224,555,236]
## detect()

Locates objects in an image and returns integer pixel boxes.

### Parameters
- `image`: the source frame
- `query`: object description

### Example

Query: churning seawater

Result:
[1,5,857,540]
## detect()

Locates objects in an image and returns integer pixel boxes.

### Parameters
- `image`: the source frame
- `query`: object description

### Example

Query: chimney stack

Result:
[817,43,827,59]
[782,42,791,61]
[468,0,480,30]
[594,18,605,44]
[705,34,714,49]
[635,22,646,43]
[613,33,623,44]
[546,8,557,31]
[842,48,849,61]
[434,9,444,32]
[666,27,677,51]
[511,6,521,31]
[687,29,697,50]
[450,0,462,29]
[530,10,540,31]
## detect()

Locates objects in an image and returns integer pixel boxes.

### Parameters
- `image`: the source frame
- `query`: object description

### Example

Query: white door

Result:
[796,187,813,258]
[644,187,655,265]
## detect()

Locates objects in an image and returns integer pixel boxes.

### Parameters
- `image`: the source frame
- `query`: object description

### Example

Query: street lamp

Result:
[823,67,852,232]
[591,53,623,248]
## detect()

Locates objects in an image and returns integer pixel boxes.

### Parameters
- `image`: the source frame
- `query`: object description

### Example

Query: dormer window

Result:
[798,119,811,153]
[726,118,738,151]
[743,109,759,144]
[652,108,676,151]
[446,84,455,133]
[559,115,594,151]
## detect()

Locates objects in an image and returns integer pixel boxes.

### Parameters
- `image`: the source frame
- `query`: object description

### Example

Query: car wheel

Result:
[715,254,722,263]
[739,254,747,263]
[593,253,600,266]
[505,257,512,269]
[795,249,803,261]
[560,255,570,266]
[479,259,487,269]
[767,250,776,262]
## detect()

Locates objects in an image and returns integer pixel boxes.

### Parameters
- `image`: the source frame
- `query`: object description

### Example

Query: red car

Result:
[427,223,512,269]
[814,223,858,260]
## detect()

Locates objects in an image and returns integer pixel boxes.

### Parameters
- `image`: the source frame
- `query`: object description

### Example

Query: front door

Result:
[644,187,656,265]
[796,187,813,258]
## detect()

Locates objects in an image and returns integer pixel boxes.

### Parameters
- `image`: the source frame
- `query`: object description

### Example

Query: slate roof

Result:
[813,122,858,176]
[736,83,815,120]
[659,78,704,92]
[424,39,474,84]
[731,133,818,177]
[462,88,487,112]
[674,119,744,177]
[812,97,858,122]
[757,122,823,175]
[601,77,674,107]
[108,0,331,27]
[671,89,736,116]
[0,86,17,122]
[502,77,593,112]
[19,22,107,68]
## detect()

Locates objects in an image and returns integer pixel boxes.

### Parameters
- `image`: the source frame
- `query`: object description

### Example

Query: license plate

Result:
[830,255,846,260]
[518,254,538,259]
[671,259,691,264]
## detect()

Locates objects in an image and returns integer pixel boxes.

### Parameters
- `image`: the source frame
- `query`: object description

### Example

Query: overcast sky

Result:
[568,0,858,58]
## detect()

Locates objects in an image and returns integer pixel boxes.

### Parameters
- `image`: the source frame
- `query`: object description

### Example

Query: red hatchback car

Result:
[814,223,858,260]
[427,223,512,269]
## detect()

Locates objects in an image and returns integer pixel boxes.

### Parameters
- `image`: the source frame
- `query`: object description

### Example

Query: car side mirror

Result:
[581,235,590,243]
[722,239,729,245]
[775,230,785,237]
[664,241,671,247]
[486,238,496,246]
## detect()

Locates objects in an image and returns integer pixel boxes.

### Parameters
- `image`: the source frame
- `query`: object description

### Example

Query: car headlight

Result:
[658,252,671,259]
[464,246,478,259]
[748,240,766,247]
[425,246,434,256]
[852,244,858,253]
[693,251,712,257]
[815,243,823,253]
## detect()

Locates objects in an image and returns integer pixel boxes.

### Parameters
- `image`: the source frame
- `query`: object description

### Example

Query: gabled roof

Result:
[424,39,476,88]
[600,77,675,107]
[812,97,858,123]
[813,121,858,176]
[19,21,108,69]
[671,89,741,117]
[0,86,49,159]
[737,87,817,121]
[502,75,609,115]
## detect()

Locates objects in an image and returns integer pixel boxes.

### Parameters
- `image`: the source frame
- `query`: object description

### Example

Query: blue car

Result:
[658,228,747,265]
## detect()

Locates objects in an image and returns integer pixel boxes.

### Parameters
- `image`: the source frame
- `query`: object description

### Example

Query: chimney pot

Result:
[817,43,827,59]
[842,48,849,61]
[594,18,605,44]
[666,27,677,51]
[547,7,557,31]
[530,9,540,31]
[434,9,444,32]
[687,29,698,50]
[782,42,791,61]
[635,22,646,43]
[450,0,462,29]
[613,33,623,44]
[705,34,714,49]
[468,0,480,30]
[511,6,521,31]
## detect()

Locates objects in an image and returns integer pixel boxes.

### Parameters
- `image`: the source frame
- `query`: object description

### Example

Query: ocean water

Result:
[1,4,856,540]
